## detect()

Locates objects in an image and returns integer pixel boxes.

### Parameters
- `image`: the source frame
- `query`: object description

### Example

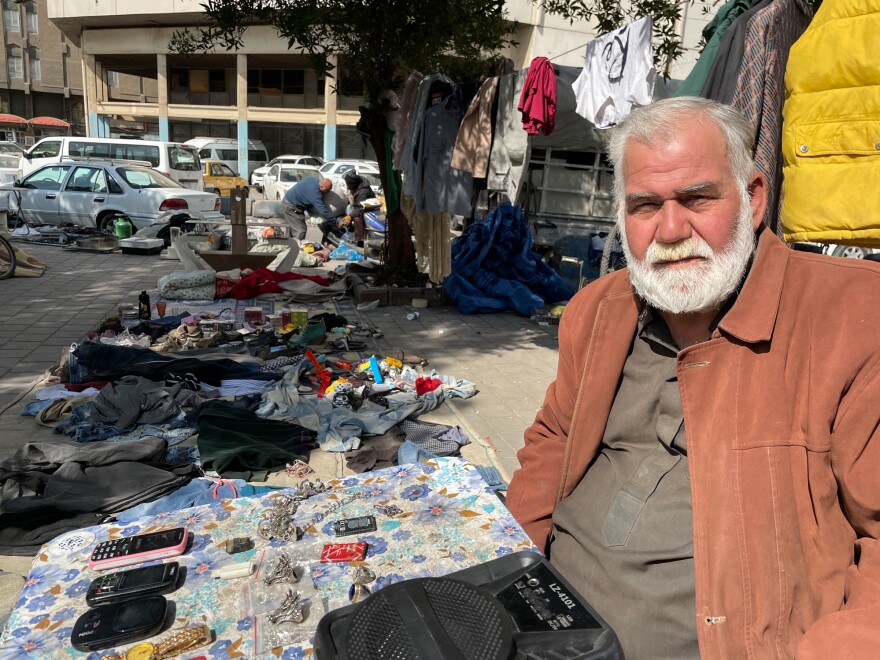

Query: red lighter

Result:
[321,542,367,563]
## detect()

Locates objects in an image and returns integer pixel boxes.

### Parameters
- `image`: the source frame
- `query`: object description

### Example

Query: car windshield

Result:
[0,143,23,155]
[361,173,382,188]
[319,163,333,173]
[279,168,319,183]
[116,167,181,189]
[168,145,201,171]
[216,164,236,176]
[0,153,19,168]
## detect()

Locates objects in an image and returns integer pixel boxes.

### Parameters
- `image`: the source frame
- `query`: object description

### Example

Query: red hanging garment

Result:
[518,56,557,136]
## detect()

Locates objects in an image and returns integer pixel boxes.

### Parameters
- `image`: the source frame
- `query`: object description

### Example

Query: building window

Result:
[107,71,118,88]
[170,68,190,91]
[28,47,39,81]
[7,45,22,79]
[247,69,306,95]
[25,1,36,33]
[3,0,19,32]
[283,70,304,95]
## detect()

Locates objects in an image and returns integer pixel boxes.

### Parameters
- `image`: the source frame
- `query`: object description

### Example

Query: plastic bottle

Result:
[138,291,151,320]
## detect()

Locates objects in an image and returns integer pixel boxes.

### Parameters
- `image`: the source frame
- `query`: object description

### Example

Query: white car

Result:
[319,160,382,196]
[0,153,19,186]
[0,141,25,158]
[250,154,324,190]
[8,160,223,234]
[318,159,379,178]
[263,164,321,201]
[792,242,879,259]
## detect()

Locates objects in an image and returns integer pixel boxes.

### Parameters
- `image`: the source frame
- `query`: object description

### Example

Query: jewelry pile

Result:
[268,589,305,625]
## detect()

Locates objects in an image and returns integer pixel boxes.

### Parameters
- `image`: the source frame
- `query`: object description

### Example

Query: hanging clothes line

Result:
[547,40,592,63]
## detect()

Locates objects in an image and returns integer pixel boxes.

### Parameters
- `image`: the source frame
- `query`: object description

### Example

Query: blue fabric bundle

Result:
[444,202,574,315]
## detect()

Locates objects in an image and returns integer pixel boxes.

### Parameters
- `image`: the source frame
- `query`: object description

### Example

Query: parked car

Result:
[185,137,268,179]
[6,160,223,234]
[250,154,324,190]
[318,159,379,178]
[19,137,205,190]
[202,160,248,197]
[319,159,382,196]
[0,153,19,186]
[791,242,879,259]
[0,141,25,157]
[263,164,321,200]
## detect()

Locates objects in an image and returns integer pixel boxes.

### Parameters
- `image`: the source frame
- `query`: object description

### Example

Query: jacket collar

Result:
[716,225,787,344]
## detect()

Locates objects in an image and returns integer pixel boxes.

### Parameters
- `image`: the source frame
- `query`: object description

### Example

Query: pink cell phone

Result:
[88,528,188,572]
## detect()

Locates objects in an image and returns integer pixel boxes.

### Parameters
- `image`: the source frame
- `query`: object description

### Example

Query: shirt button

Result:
[799,145,809,153]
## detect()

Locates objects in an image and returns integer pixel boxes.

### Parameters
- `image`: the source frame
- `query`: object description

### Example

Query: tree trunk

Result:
[368,109,417,272]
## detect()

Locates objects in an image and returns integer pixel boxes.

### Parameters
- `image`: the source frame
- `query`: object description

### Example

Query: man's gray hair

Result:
[606,97,757,204]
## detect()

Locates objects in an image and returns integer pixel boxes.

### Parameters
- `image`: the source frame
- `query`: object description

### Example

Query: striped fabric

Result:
[399,419,470,456]
[731,0,814,235]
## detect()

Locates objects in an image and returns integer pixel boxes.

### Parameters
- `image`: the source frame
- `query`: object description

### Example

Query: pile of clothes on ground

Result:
[0,302,482,555]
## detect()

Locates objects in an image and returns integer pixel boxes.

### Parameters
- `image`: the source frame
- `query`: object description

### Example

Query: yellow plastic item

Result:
[550,305,567,318]
[385,357,403,369]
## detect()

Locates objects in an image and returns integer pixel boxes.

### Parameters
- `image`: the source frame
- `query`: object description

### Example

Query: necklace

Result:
[257,480,366,541]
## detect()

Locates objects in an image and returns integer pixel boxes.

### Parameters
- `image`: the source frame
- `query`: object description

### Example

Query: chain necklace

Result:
[257,480,367,541]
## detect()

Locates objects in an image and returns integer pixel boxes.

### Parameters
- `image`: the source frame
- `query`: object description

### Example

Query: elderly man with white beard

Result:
[506,98,880,660]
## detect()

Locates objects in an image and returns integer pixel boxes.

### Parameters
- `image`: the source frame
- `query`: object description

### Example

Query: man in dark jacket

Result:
[344,170,375,247]
[281,176,335,241]
[318,170,375,247]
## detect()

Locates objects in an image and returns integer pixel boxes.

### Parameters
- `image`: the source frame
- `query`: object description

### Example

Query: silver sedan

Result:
[8,160,225,231]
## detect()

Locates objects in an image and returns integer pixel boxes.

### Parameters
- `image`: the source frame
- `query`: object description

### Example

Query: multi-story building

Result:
[0,0,146,144]
[47,1,707,171]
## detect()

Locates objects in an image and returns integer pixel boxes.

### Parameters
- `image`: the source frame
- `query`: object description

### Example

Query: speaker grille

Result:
[345,578,511,660]
[346,593,419,660]
[423,578,508,659]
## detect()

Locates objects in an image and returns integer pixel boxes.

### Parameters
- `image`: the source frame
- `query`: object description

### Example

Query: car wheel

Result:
[832,245,870,259]
[97,213,116,233]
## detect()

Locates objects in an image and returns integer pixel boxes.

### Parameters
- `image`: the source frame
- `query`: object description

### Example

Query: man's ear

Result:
[747,171,768,230]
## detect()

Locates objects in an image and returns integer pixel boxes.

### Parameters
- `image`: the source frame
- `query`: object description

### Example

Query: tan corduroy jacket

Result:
[507,228,880,659]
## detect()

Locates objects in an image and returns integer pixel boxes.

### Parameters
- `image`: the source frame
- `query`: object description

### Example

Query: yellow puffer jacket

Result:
[780,0,880,246]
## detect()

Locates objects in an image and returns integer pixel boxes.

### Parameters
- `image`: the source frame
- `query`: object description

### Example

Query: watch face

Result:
[124,642,155,660]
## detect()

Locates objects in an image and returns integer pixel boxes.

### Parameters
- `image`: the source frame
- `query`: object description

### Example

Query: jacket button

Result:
[875,141,880,150]
[799,145,809,153]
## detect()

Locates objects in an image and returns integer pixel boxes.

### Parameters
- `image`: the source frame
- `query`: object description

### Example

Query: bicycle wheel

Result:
[0,236,16,280]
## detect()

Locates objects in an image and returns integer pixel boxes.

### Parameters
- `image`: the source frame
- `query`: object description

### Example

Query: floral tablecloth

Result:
[0,457,535,659]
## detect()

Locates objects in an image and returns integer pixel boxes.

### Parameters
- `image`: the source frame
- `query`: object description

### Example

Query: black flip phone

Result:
[86,562,181,606]
[70,596,168,652]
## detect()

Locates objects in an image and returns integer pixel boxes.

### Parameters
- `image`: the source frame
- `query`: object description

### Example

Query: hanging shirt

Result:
[518,56,557,136]
[572,16,656,128]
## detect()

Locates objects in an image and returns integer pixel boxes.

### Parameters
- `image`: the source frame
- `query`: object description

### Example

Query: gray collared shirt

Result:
[549,308,698,660]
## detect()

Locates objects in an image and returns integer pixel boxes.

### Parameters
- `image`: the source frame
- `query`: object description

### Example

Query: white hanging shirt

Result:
[572,16,656,128]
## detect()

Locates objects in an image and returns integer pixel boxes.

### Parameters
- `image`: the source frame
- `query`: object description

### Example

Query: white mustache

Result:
[647,238,714,264]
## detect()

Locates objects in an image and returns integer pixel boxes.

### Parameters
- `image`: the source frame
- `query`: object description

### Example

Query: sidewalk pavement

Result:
[0,240,561,478]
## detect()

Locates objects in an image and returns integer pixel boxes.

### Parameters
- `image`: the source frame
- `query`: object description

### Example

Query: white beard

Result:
[620,190,756,314]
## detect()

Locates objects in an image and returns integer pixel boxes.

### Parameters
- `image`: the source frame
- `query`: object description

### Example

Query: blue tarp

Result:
[444,202,574,315]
